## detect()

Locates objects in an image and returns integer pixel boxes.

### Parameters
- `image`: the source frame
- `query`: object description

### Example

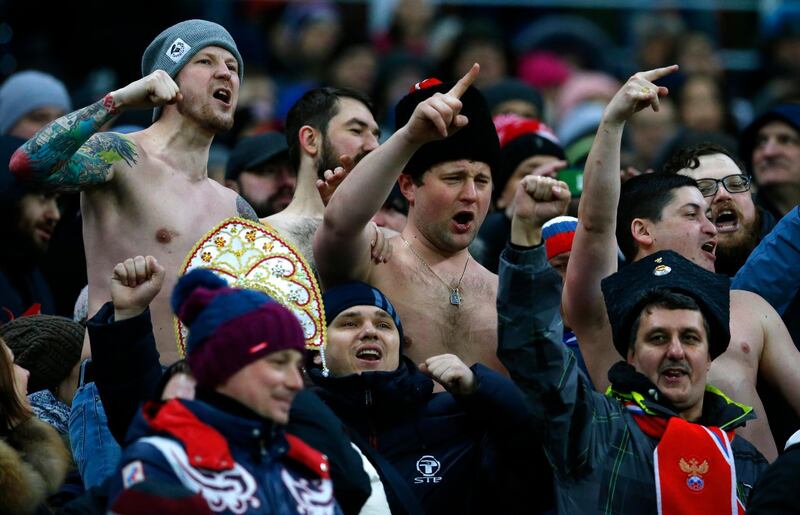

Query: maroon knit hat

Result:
[172,269,306,387]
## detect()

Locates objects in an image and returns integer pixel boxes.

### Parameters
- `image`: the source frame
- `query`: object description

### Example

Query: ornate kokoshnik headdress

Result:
[175,217,326,363]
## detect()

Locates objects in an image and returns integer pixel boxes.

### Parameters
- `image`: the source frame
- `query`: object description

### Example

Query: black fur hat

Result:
[601,250,730,359]
[394,78,500,180]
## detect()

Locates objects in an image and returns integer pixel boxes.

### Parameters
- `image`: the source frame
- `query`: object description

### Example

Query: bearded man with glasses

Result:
[663,143,775,277]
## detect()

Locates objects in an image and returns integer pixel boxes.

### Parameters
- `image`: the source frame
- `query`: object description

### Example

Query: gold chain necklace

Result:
[400,235,469,306]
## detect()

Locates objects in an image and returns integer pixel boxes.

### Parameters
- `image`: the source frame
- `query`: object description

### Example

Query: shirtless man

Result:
[314,65,505,372]
[263,86,381,268]
[10,20,256,364]
[564,65,800,461]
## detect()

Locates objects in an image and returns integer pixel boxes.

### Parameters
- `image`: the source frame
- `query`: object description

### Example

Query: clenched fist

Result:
[110,255,166,321]
[108,70,182,112]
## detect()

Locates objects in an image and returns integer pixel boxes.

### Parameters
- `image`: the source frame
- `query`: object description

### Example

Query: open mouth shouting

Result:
[700,240,717,263]
[451,211,475,233]
[355,344,384,368]
[711,206,739,234]
[212,87,232,107]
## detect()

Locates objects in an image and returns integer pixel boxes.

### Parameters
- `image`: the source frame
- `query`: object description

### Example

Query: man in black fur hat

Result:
[314,64,507,372]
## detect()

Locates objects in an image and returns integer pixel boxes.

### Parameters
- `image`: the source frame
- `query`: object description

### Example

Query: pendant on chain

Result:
[450,289,462,306]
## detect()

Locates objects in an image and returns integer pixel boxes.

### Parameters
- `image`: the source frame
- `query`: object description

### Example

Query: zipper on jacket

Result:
[365,388,379,450]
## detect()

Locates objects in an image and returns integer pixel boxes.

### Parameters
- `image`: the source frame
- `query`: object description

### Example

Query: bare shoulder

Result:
[731,289,775,316]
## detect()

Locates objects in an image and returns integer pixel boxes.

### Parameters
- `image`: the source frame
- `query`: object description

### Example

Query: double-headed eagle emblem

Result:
[679,458,709,492]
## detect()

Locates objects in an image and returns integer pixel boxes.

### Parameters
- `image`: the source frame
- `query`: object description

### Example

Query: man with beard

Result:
[0,136,59,321]
[740,104,800,219]
[225,131,295,218]
[563,65,800,461]
[662,143,776,276]
[10,20,256,364]
[264,86,381,267]
[315,66,508,372]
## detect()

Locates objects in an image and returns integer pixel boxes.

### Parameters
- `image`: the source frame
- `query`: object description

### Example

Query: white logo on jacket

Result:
[280,468,335,514]
[414,455,442,484]
[138,436,260,514]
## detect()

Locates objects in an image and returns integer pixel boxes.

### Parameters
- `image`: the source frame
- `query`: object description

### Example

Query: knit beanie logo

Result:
[167,39,191,63]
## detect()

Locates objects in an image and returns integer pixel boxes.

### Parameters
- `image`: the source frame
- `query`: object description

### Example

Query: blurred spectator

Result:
[555,71,620,128]
[0,71,72,138]
[372,0,436,55]
[625,96,678,171]
[513,14,616,75]
[483,78,544,121]
[0,136,58,321]
[439,21,510,89]
[0,337,70,514]
[225,131,295,218]
[474,114,566,273]
[272,1,343,83]
[631,12,685,72]
[372,50,430,134]
[740,104,800,218]
[675,32,723,79]
[517,51,571,124]
[326,43,379,96]
[0,315,83,434]
[675,74,737,136]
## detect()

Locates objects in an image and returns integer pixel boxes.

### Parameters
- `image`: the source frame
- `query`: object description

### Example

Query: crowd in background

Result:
[3,1,800,514]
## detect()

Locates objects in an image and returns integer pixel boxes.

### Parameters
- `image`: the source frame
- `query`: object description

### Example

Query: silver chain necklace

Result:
[401,235,469,306]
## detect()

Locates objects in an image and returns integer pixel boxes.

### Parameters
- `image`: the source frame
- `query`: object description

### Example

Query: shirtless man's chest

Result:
[370,239,503,372]
[82,158,241,364]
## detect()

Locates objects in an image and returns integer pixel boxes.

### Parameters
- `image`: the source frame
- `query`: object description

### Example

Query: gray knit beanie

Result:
[141,19,244,121]
[0,71,71,134]
[0,315,84,393]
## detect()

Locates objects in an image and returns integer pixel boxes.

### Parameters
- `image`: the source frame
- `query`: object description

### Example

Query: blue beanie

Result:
[0,71,71,134]
[322,281,404,343]
[141,19,244,121]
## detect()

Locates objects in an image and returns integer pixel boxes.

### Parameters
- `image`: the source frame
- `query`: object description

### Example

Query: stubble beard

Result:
[177,95,234,133]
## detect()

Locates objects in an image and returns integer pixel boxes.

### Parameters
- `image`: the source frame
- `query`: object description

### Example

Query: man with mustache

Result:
[563,65,800,461]
[10,20,254,364]
[497,215,768,512]
[263,87,382,269]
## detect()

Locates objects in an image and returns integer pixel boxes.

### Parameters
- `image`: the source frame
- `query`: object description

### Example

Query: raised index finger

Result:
[639,64,679,83]
[448,63,480,98]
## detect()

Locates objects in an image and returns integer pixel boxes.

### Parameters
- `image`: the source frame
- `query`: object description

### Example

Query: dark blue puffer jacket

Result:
[310,356,554,514]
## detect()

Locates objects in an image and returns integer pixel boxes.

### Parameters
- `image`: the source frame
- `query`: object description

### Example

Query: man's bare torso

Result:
[83,134,242,364]
[369,237,503,372]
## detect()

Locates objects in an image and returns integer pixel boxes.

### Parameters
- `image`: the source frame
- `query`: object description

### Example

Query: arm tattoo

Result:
[9,97,134,190]
[237,196,259,222]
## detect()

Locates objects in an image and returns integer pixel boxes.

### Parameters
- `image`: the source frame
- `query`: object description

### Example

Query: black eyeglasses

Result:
[694,174,751,197]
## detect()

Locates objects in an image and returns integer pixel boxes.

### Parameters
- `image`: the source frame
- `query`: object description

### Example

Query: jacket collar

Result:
[606,362,754,430]
[309,355,433,408]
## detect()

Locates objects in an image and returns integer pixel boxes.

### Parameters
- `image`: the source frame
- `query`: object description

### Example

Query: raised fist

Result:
[110,255,166,321]
[109,70,182,111]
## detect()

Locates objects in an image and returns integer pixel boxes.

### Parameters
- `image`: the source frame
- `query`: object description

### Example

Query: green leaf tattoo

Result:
[13,98,135,190]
